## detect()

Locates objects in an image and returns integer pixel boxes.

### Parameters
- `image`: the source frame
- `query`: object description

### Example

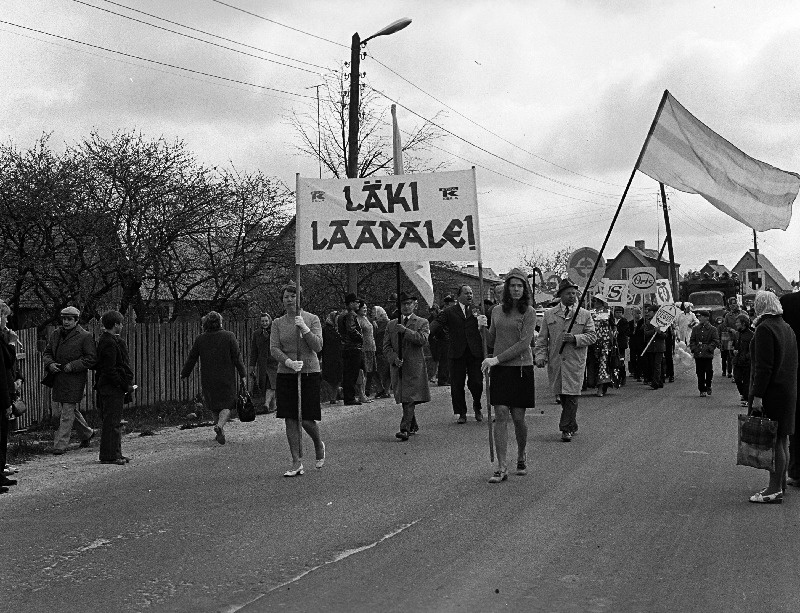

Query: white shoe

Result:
[315,442,326,469]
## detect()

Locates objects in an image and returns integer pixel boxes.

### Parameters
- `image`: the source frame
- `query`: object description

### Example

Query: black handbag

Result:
[737,413,778,471]
[40,371,56,388]
[238,390,255,423]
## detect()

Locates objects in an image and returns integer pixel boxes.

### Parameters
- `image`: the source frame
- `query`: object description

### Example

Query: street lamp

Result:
[345,17,412,293]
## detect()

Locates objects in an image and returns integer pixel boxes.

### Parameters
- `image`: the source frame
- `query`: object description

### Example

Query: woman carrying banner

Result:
[748,291,798,504]
[479,268,537,483]
[270,284,326,477]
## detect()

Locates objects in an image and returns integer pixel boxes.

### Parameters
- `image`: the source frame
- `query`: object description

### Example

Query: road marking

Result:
[220,520,421,613]
[682,450,710,455]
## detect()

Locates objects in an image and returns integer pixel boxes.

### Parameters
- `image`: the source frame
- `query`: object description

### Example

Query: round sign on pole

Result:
[567,247,606,287]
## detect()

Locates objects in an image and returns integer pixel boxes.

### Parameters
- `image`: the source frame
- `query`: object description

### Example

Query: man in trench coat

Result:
[384,292,430,441]
[535,279,597,442]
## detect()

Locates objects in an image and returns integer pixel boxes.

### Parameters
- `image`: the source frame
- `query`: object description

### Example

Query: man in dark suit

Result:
[780,292,800,487]
[430,285,484,423]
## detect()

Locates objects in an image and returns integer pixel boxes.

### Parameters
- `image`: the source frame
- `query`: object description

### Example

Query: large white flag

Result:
[638,91,799,231]
[392,105,435,307]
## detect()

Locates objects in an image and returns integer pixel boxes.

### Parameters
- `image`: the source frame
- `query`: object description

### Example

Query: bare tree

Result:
[520,246,574,278]
[288,68,448,178]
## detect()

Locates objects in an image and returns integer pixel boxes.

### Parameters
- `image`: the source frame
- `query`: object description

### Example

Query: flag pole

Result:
[560,89,672,353]
[294,173,303,457]
[478,260,494,462]
[659,183,678,299]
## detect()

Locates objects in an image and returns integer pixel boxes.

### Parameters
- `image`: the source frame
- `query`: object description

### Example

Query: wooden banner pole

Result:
[478,261,494,462]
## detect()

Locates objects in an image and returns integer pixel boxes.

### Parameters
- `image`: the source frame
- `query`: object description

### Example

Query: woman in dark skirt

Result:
[748,291,798,504]
[270,284,326,477]
[479,268,537,483]
[320,311,343,404]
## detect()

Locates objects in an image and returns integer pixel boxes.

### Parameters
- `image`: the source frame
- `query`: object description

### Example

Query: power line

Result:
[69,0,322,75]
[211,0,347,48]
[0,20,316,100]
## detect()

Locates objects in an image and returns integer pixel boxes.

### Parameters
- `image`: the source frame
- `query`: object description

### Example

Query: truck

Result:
[679,274,739,321]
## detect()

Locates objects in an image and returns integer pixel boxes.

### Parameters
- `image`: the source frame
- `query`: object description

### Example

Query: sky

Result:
[2,0,800,283]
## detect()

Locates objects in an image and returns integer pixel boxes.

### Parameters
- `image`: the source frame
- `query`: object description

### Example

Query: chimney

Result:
[634,240,645,250]
[708,259,718,265]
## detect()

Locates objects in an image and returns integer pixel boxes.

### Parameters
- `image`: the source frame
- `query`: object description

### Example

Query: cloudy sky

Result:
[3,0,800,282]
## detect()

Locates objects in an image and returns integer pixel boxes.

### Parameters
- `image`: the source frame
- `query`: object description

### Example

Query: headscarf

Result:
[753,290,783,325]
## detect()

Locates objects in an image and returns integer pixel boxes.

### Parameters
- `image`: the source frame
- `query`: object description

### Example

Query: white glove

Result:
[481,356,499,374]
[285,358,304,372]
[294,316,310,334]
[477,314,488,328]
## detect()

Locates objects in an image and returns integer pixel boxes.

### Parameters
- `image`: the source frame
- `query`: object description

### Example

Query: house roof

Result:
[732,250,792,291]
[607,245,680,270]
[701,262,731,275]
[460,266,503,282]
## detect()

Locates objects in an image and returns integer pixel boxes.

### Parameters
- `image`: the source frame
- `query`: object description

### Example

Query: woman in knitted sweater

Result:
[479,268,537,483]
[270,284,326,477]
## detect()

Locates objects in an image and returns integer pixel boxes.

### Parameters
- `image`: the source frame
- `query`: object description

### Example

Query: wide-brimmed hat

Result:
[60,306,80,317]
[398,291,417,303]
[555,278,579,296]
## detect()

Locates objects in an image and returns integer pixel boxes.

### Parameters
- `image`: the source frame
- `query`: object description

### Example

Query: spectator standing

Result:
[320,311,343,404]
[337,293,363,406]
[43,306,96,455]
[721,297,742,378]
[643,304,666,390]
[371,306,391,398]
[249,312,278,414]
[535,279,597,442]
[384,292,430,441]
[0,331,10,494]
[0,300,21,491]
[628,307,645,381]
[429,285,484,424]
[613,306,629,386]
[435,295,454,385]
[748,291,798,503]
[356,301,376,403]
[689,309,719,397]
[732,313,754,406]
[676,303,699,345]
[94,311,134,465]
[779,291,800,488]
[180,311,247,445]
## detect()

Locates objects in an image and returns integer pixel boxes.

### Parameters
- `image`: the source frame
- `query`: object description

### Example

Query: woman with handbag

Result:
[180,311,247,446]
[270,284,326,477]
[748,291,798,504]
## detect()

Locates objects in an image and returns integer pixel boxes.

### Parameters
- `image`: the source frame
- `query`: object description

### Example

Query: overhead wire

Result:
[0,20,316,100]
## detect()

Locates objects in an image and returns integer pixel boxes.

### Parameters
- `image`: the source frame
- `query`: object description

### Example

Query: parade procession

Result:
[2,2,800,612]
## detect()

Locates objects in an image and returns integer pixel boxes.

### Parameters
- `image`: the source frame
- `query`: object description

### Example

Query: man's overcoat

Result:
[534,305,597,396]
[384,314,431,404]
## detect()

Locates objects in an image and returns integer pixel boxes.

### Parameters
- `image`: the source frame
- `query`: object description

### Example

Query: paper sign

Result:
[603,280,629,306]
[650,304,680,329]
[628,267,658,295]
[654,278,673,305]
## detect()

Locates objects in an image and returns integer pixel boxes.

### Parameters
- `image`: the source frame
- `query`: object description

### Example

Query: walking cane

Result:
[295,264,303,458]
[478,262,494,462]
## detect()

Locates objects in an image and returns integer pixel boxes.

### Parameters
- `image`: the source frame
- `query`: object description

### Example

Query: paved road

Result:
[2,360,798,613]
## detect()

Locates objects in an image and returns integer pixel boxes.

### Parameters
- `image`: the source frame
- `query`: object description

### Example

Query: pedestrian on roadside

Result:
[435,295,455,385]
[337,293,363,406]
[0,329,11,495]
[689,309,719,397]
[628,307,645,382]
[478,269,537,483]
[748,291,798,504]
[94,310,135,465]
[249,312,278,414]
[643,304,666,390]
[732,313,754,406]
[180,311,247,446]
[270,284,326,477]
[43,306,97,455]
[535,279,597,442]
[320,311,343,404]
[427,304,441,384]
[721,297,742,378]
[0,300,21,492]
[372,306,391,398]
[429,285,484,424]
[384,292,430,441]
[356,300,376,404]
[676,302,699,345]
[613,306,629,386]
[779,291,800,488]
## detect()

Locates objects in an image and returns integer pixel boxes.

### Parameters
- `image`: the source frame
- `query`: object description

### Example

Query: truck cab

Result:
[688,290,726,321]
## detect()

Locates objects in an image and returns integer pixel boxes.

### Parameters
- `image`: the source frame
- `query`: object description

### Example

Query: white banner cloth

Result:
[296,169,480,265]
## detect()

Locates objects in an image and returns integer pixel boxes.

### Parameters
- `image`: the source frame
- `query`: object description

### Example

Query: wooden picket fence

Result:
[13,319,259,429]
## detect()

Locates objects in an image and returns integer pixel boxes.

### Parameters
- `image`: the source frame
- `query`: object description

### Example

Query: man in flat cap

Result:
[689,308,719,397]
[535,279,597,442]
[337,293,363,405]
[43,306,97,454]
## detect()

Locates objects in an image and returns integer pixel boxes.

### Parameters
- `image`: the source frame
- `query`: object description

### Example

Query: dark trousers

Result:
[789,428,800,480]
[734,364,750,399]
[449,350,483,416]
[0,413,8,470]
[400,402,417,433]
[341,349,362,402]
[665,351,674,380]
[97,392,124,461]
[721,350,732,376]
[559,394,579,433]
[437,356,449,385]
[694,358,713,392]
[646,351,664,386]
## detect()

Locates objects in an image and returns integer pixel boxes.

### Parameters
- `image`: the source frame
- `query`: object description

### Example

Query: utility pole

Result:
[752,229,759,267]
[659,184,678,299]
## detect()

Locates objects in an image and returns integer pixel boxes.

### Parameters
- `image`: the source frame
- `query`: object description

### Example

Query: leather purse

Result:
[238,391,255,423]
[40,371,57,388]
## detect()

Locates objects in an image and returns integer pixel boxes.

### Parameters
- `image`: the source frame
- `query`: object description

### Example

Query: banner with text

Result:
[296,170,481,265]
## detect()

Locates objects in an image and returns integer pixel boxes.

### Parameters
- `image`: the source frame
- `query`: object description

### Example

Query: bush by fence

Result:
[13,319,259,428]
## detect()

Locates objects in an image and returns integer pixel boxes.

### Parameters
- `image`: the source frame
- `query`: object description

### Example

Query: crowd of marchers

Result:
[0,281,797,499]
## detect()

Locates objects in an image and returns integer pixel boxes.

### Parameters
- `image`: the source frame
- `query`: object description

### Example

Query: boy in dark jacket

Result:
[95,310,134,465]
[689,309,719,397]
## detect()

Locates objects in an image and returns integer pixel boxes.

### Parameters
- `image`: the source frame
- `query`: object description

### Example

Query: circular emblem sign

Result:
[630,270,656,291]
[567,247,605,286]
[652,304,680,328]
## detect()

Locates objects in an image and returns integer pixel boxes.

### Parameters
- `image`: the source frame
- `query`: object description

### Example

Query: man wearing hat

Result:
[535,279,597,441]
[337,293,364,405]
[383,292,430,440]
[43,306,97,454]
[689,308,719,397]
[430,285,484,423]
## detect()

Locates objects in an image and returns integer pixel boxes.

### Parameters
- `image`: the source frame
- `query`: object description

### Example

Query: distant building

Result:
[731,250,793,295]
[605,240,680,282]
[699,259,731,278]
